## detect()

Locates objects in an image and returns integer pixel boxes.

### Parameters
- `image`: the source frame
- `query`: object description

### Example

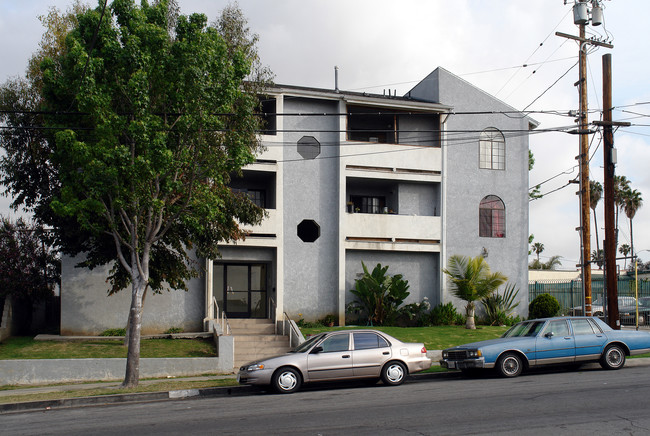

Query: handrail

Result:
[210,296,231,336]
[270,297,277,335]
[283,311,304,348]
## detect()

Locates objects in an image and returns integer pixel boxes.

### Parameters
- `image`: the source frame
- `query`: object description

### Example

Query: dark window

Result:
[297,136,320,159]
[479,128,505,170]
[258,96,276,136]
[232,188,266,208]
[350,195,386,214]
[354,332,389,350]
[319,334,350,352]
[297,219,320,242]
[479,195,505,238]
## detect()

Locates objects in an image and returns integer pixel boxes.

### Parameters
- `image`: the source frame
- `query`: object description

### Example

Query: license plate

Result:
[445,361,456,369]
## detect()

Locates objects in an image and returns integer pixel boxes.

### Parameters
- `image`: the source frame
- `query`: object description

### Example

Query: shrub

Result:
[528,293,560,319]
[164,327,184,334]
[348,262,410,326]
[430,302,462,326]
[398,297,431,326]
[481,283,520,326]
[100,328,126,336]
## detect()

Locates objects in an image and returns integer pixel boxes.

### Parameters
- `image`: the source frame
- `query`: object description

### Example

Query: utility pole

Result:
[556,0,611,316]
[594,53,631,329]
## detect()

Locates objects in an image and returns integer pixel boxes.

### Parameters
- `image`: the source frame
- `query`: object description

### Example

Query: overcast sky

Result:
[1,0,649,270]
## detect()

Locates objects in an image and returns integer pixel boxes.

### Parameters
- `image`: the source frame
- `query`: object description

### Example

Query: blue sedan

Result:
[440,317,650,377]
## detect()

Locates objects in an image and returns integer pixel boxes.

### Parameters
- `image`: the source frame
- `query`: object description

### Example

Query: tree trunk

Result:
[465,304,476,330]
[122,279,146,388]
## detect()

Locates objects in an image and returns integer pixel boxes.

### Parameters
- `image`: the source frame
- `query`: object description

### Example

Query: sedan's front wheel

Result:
[496,352,523,377]
[272,367,302,394]
[381,361,406,386]
[600,344,626,370]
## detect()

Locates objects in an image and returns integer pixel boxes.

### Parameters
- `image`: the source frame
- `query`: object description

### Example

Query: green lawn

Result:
[299,325,510,350]
[0,337,217,359]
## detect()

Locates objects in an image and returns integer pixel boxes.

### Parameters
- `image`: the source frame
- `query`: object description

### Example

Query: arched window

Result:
[479,128,505,170]
[479,195,505,238]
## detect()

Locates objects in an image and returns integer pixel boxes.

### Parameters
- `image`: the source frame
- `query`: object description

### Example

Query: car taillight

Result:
[421,346,427,354]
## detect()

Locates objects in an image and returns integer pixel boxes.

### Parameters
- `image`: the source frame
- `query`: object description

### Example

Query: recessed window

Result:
[297,219,320,242]
[258,96,276,136]
[479,128,505,170]
[298,136,320,159]
[350,195,385,214]
[479,195,505,238]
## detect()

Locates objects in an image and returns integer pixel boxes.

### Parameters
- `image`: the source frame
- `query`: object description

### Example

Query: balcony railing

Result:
[345,213,441,242]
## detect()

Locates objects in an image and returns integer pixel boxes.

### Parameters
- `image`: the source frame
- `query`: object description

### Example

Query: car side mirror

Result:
[545,332,554,338]
[311,346,323,354]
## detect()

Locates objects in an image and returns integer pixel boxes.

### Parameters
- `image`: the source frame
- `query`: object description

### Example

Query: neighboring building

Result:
[60,67,537,335]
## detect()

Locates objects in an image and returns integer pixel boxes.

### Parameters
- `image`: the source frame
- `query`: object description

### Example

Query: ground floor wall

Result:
[345,250,441,315]
[60,256,204,335]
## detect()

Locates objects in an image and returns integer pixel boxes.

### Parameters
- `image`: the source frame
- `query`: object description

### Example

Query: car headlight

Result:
[442,351,449,359]
[247,363,265,371]
[467,350,482,358]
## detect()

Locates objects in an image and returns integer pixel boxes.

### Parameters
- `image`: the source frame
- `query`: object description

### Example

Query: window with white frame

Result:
[479,128,505,170]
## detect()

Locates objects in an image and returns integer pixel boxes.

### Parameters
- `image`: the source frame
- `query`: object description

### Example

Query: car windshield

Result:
[289,333,326,353]
[502,320,546,338]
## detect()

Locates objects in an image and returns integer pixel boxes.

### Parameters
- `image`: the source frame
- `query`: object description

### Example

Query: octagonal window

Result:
[297,136,320,159]
[297,219,320,242]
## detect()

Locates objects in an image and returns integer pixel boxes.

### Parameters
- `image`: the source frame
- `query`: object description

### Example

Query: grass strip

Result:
[0,378,239,405]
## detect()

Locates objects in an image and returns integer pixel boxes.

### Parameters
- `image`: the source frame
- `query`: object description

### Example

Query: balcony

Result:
[344,213,441,250]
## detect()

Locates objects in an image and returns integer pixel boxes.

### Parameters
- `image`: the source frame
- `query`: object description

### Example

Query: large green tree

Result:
[0,0,270,387]
[443,255,507,329]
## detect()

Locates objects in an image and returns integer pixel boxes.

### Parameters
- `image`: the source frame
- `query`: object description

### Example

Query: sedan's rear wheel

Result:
[272,367,302,394]
[600,344,626,370]
[381,361,406,386]
[496,352,523,378]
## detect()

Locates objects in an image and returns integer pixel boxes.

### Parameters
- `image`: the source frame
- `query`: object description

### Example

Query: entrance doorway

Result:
[213,264,268,318]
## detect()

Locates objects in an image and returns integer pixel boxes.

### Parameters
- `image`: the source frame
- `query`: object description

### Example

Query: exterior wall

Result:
[281,97,341,320]
[60,255,204,335]
[410,68,532,317]
[345,250,440,309]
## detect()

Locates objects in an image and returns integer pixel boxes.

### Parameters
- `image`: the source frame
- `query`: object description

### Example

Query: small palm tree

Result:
[532,242,544,262]
[590,180,603,254]
[619,244,631,269]
[623,188,643,261]
[543,255,562,270]
[613,175,631,246]
[443,255,507,329]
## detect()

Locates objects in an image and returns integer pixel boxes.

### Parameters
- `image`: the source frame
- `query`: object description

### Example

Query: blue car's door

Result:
[535,319,576,364]
[570,318,607,361]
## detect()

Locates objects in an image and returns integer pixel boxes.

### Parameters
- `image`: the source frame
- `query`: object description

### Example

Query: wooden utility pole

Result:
[557,17,612,317]
[595,53,631,329]
[578,23,593,316]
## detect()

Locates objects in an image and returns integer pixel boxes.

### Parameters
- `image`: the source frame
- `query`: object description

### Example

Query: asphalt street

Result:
[3,364,650,435]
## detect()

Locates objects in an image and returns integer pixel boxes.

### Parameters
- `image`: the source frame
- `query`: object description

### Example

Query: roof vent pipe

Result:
[334,66,339,92]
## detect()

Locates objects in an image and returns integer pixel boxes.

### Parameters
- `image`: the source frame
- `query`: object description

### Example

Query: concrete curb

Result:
[0,384,258,414]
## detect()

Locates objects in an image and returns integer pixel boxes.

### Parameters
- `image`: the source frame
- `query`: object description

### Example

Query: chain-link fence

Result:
[529,278,650,327]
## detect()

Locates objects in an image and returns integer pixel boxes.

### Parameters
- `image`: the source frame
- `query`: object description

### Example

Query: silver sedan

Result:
[237,329,431,393]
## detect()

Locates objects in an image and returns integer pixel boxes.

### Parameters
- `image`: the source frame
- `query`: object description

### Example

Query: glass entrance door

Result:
[214,263,268,318]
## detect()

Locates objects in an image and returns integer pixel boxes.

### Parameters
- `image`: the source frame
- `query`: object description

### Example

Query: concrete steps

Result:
[229,319,291,370]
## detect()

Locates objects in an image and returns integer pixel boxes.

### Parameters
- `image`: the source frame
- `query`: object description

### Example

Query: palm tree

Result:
[590,180,603,254]
[619,243,631,269]
[443,255,507,329]
[543,255,562,270]
[613,175,631,246]
[623,188,643,263]
[532,242,544,262]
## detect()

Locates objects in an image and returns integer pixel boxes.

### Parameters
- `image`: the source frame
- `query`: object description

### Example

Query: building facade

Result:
[60,67,536,334]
